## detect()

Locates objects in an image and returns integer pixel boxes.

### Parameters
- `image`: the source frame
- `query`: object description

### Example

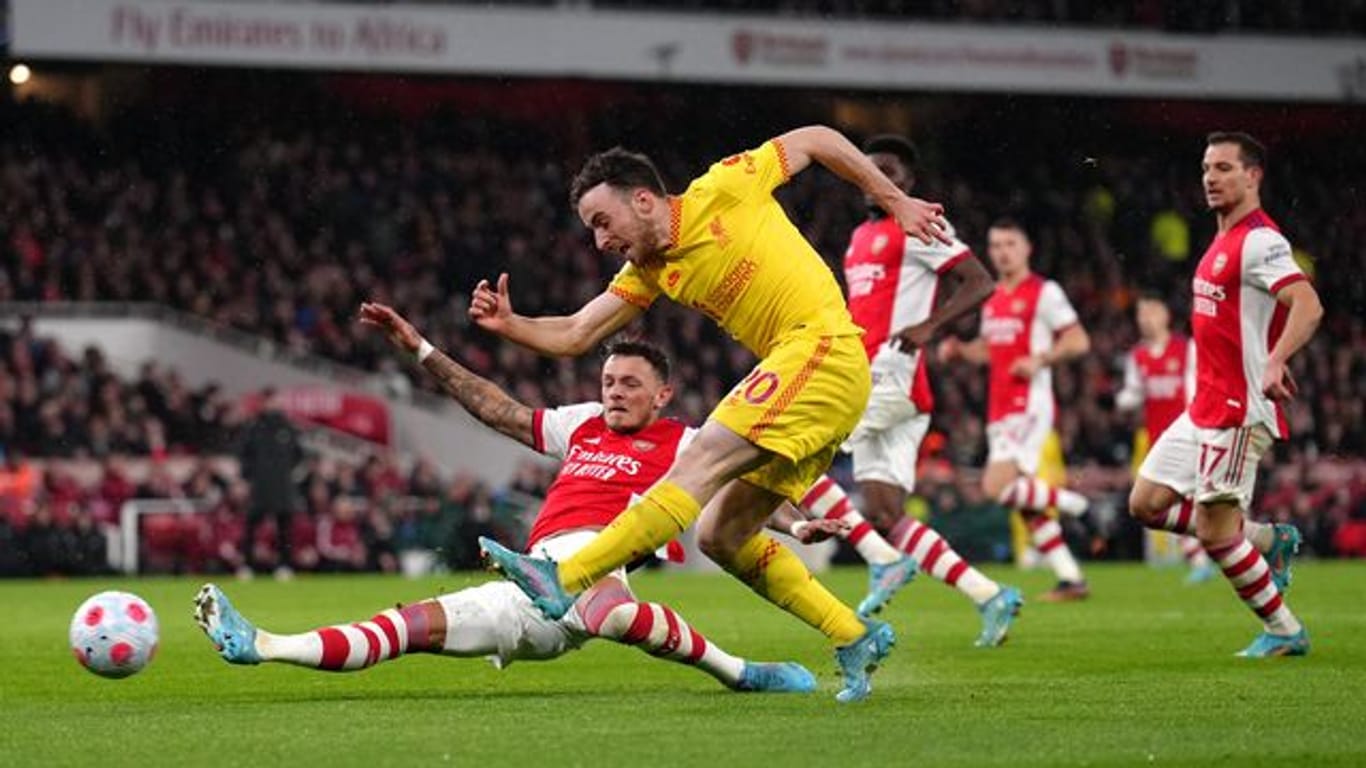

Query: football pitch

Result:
[5,563,1365,767]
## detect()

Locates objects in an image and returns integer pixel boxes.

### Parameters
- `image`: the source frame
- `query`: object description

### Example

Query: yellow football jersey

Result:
[607,139,862,357]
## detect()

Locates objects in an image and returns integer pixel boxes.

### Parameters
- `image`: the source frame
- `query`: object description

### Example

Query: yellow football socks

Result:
[724,533,866,646]
[558,480,701,593]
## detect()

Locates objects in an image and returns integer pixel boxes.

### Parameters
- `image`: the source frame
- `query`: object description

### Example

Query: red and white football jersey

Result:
[1189,209,1306,438]
[843,214,971,412]
[526,403,694,549]
[980,274,1079,424]
[1117,334,1196,441]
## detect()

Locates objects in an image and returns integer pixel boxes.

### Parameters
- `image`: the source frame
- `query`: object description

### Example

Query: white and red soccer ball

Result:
[69,591,159,678]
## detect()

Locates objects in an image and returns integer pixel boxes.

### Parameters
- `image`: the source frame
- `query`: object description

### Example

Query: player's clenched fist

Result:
[469,272,514,333]
[358,301,421,355]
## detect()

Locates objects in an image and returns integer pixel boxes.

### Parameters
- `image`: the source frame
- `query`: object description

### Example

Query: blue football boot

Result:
[193,583,262,665]
[834,619,896,703]
[857,554,918,618]
[736,662,818,693]
[975,585,1024,648]
[479,536,576,620]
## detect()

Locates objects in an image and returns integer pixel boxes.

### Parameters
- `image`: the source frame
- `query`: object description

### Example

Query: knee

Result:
[697,529,737,562]
[1126,490,1159,523]
[575,581,635,636]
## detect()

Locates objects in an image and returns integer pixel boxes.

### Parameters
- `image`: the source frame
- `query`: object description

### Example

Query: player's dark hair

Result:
[570,148,667,207]
[1206,131,1267,170]
[862,134,919,173]
[988,216,1029,238]
[603,339,671,381]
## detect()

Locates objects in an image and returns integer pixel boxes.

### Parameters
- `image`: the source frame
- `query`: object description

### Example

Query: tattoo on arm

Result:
[421,350,535,447]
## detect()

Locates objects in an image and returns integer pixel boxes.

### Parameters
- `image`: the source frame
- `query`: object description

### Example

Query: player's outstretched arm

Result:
[1262,281,1322,401]
[468,273,643,357]
[894,256,994,351]
[358,302,535,447]
[777,125,950,246]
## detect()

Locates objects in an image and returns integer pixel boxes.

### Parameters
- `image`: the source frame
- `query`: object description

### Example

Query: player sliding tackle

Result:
[472,125,948,701]
[192,310,816,694]
[1128,132,1318,657]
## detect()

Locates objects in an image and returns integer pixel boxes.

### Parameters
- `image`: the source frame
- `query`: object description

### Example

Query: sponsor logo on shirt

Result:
[845,262,885,298]
[1193,276,1225,318]
[982,314,1026,343]
[562,443,643,480]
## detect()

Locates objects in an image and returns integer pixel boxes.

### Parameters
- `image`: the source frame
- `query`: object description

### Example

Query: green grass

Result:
[4,563,1364,767]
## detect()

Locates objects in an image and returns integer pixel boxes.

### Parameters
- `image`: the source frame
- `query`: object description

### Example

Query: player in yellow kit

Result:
[473,127,947,701]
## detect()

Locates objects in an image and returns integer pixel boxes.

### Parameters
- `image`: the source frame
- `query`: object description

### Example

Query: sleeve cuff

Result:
[531,409,546,453]
[934,249,972,275]
[1269,272,1308,295]
[770,138,793,181]
[608,284,654,309]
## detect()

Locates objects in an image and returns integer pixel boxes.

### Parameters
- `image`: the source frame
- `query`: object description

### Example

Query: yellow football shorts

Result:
[710,331,870,502]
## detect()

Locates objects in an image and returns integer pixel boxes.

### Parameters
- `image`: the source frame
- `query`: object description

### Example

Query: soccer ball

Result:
[69,591,159,679]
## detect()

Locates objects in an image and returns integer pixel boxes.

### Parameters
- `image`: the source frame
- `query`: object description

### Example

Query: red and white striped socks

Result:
[1152,499,1276,554]
[800,477,903,566]
[999,476,1089,517]
[888,516,1001,605]
[1022,512,1085,584]
[255,604,435,671]
[1180,536,1210,569]
[577,581,744,687]
[1205,537,1302,635]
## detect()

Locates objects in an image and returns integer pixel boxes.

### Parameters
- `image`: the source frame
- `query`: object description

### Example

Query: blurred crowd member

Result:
[236,389,303,581]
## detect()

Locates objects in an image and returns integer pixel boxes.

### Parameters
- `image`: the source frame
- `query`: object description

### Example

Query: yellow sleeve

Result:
[699,139,793,202]
[607,262,660,309]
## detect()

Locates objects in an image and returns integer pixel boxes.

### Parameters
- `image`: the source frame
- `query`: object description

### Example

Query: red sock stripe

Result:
[1038,535,1064,553]
[802,477,834,507]
[944,560,969,586]
[1236,571,1272,601]
[622,604,655,645]
[353,623,381,668]
[1175,501,1194,533]
[848,521,873,545]
[1047,487,1058,508]
[1024,511,1047,531]
[317,627,350,671]
[1223,547,1261,580]
[1204,540,1240,561]
[1255,592,1284,619]
[903,522,930,554]
[654,608,683,656]
[921,540,948,572]
[371,614,402,659]
[826,498,852,521]
[685,627,707,663]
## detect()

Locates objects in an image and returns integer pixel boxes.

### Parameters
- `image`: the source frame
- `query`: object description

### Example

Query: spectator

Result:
[236,389,304,580]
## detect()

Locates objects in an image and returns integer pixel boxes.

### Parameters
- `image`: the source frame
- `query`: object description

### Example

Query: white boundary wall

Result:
[11,0,1366,102]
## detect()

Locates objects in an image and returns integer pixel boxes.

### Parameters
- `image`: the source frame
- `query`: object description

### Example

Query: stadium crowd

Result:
[1,91,1363,573]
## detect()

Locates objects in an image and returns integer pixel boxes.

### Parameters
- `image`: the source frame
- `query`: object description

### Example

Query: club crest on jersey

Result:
[1166,358,1180,372]
[1211,252,1228,276]
[667,270,682,289]
[871,234,889,255]
[1011,299,1027,313]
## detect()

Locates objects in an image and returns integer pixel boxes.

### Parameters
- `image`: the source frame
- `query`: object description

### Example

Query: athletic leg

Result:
[575,576,814,692]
